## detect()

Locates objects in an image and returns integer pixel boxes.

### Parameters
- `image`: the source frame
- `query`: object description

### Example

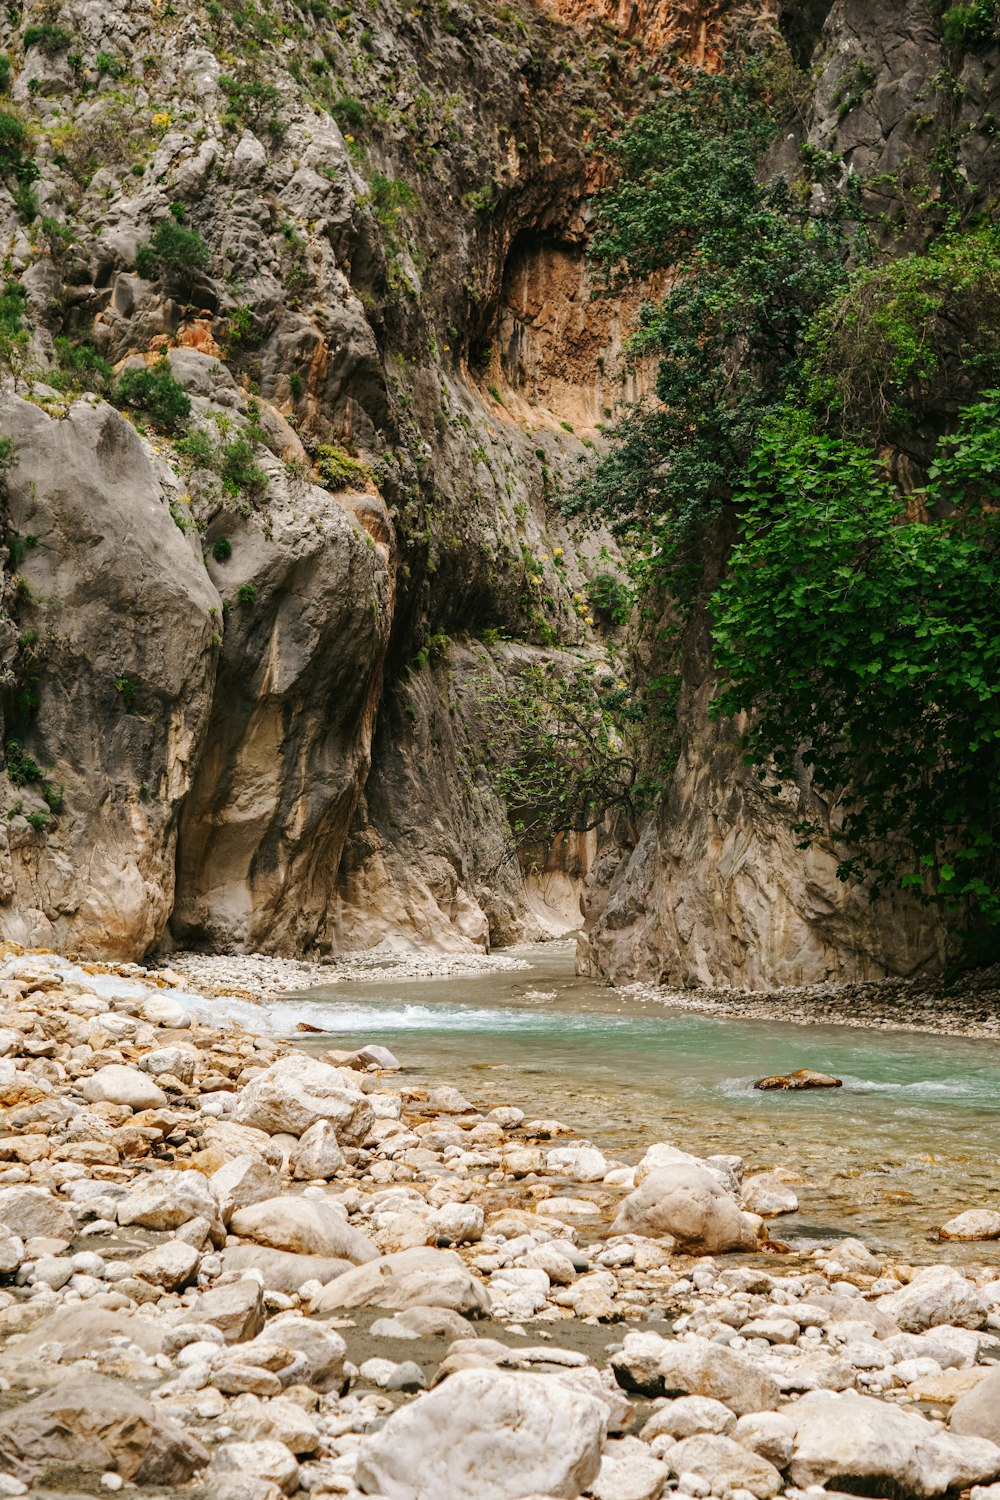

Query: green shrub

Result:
[25,810,48,832]
[114,359,191,432]
[212,536,232,561]
[174,428,214,466]
[51,335,113,393]
[114,676,136,709]
[0,279,26,365]
[237,581,258,605]
[135,218,210,290]
[219,74,282,135]
[940,0,997,45]
[220,436,267,498]
[4,738,41,785]
[315,443,371,489]
[0,110,36,184]
[586,571,632,626]
[330,95,364,132]
[712,394,1000,940]
[94,49,123,77]
[22,22,72,54]
[0,54,12,92]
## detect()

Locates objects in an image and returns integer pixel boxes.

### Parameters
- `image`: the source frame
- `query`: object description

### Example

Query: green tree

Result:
[711,395,1000,941]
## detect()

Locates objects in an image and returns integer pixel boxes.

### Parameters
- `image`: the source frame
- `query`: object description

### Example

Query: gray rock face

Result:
[0,395,219,959]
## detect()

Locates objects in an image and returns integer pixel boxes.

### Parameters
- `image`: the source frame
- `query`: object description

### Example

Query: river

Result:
[261,943,1000,1261]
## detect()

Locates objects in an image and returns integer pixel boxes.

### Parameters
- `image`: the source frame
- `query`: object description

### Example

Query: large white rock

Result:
[82,1063,167,1110]
[546,1145,610,1182]
[590,1436,669,1500]
[210,1154,281,1225]
[0,1185,72,1241]
[786,1389,1000,1495]
[229,1196,377,1263]
[355,1367,608,1499]
[667,1433,783,1498]
[939,1210,1000,1241]
[234,1055,374,1142]
[876,1266,987,1332]
[952,1368,1000,1445]
[311,1246,490,1315]
[291,1119,344,1180]
[117,1169,217,1230]
[611,1332,780,1416]
[741,1172,798,1217]
[209,1439,300,1495]
[611,1165,755,1253]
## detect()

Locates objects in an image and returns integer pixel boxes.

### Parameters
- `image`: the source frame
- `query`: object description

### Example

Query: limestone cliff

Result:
[0,0,991,980]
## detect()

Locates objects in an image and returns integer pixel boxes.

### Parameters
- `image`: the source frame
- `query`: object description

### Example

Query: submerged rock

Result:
[754,1069,843,1090]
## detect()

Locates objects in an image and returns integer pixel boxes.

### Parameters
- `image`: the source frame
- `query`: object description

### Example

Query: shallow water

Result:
[280,943,1000,1262]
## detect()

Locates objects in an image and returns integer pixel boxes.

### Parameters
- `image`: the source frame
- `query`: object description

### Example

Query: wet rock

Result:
[612,1332,780,1416]
[754,1069,842,1090]
[229,1195,377,1262]
[939,1209,1000,1241]
[82,1064,167,1111]
[311,1245,491,1315]
[611,1165,756,1254]
[0,1374,207,1484]
[348,1044,402,1071]
[951,1367,1000,1445]
[355,1366,608,1499]
[785,1388,1000,1495]
[741,1172,799,1217]
[233,1055,374,1143]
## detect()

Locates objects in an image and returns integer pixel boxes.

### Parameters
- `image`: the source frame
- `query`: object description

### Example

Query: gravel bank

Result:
[628,966,1000,1039]
[0,944,998,1500]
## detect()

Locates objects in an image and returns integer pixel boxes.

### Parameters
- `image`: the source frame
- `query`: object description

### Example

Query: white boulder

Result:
[355,1367,607,1499]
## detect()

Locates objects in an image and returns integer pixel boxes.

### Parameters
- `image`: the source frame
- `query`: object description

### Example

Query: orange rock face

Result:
[532,0,738,66]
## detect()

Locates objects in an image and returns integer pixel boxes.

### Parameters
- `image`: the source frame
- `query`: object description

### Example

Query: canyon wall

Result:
[0,0,990,980]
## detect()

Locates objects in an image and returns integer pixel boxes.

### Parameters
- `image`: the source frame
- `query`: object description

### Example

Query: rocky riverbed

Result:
[0,946,999,1500]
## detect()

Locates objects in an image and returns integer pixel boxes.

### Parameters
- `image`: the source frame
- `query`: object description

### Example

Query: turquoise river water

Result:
[279,944,1000,1262]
